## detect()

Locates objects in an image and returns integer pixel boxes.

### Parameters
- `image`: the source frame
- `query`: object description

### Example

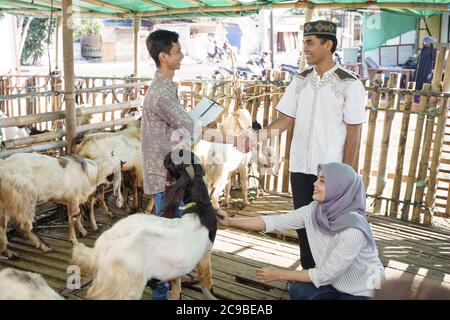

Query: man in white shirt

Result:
[258,20,366,269]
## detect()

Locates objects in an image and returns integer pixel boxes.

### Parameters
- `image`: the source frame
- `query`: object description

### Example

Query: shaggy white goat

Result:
[0,153,123,258]
[0,268,63,300]
[76,125,143,227]
[72,149,217,300]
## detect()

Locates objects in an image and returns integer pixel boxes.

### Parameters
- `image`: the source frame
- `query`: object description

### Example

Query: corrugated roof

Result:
[0,1,448,19]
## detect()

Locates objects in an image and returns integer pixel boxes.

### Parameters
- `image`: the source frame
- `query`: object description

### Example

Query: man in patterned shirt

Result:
[257,20,367,270]
[141,29,246,300]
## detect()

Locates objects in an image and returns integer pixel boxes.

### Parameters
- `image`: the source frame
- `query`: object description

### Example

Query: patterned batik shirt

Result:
[141,72,198,195]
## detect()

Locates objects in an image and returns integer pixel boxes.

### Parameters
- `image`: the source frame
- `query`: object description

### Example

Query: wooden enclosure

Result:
[1,47,450,225]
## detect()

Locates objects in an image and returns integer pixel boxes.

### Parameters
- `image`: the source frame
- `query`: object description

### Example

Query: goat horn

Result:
[186,165,195,181]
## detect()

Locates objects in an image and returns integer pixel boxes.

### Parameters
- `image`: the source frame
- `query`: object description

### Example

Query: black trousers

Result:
[290,172,317,269]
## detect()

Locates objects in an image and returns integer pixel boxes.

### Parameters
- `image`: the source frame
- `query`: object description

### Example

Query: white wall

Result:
[0,14,18,73]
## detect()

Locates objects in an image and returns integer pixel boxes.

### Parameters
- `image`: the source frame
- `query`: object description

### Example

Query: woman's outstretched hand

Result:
[256,267,282,283]
[215,207,231,227]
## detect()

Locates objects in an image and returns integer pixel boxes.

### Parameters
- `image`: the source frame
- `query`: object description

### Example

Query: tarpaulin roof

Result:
[0,1,448,19]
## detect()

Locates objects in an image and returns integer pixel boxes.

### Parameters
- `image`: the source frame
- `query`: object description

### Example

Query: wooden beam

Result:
[62,0,76,154]
[133,16,142,77]
[79,0,130,13]
[141,0,170,9]
[183,0,205,6]
[0,9,121,18]
[299,7,314,72]
[4,2,448,19]
[34,0,63,8]
[55,15,63,70]
[137,2,450,17]
[0,0,54,10]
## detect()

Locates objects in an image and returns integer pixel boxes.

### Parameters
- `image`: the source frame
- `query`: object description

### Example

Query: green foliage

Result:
[21,18,55,65]
[73,19,102,40]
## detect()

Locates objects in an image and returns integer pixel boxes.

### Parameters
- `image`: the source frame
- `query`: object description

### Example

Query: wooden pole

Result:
[401,83,431,220]
[251,85,261,121]
[55,15,63,71]
[272,72,282,192]
[362,73,385,189]
[299,7,314,72]
[389,82,415,217]
[62,0,76,154]
[411,101,438,224]
[373,72,401,214]
[0,100,141,128]
[133,16,142,77]
[423,48,450,224]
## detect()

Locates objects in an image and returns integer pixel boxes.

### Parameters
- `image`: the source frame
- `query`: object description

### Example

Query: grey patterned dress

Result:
[141,72,196,195]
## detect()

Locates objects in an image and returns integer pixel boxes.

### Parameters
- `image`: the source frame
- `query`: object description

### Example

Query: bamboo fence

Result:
[1,50,450,225]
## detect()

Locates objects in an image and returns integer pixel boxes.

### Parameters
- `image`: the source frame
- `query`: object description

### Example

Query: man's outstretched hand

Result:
[235,130,257,153]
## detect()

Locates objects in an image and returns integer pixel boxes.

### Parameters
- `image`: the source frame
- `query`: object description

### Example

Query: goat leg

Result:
[132,176,139,210]
[67,203,79,244]
[88,196,99,232]
[239,164,250,207]
[97,185,114,218]
[75,212,88,238]
[196,251,217,300]
[122,182,132,213]
[225,178,232,207]
[19,222,52,253]
[170,278,182,300]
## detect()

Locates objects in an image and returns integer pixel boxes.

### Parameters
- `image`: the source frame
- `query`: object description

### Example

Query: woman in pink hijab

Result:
[217,162,385,300]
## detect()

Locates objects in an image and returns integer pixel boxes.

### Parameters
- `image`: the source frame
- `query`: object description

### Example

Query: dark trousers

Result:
[288,282,369,300]
[290,172,317,269]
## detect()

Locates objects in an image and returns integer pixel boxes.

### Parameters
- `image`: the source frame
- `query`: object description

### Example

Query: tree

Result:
[20,18,55,65]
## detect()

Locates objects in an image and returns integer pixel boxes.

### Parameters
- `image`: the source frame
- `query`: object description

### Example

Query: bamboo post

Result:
[25,77,32,116]
[55,15,62,71]
[411,100,438,224]
[272,72,283,192]
[424,97,448,224]
[51,71,62,112]
[281,126,294,193]
[35,76,43,131]
[401,83,431,220]
[194,82,202,106]
[252,84,261,121]
[299,7,314,72]
[102,79,107,122]
[85,78,91,105]
[412,47,447,224]
[0,77,4,112]
[373,72,401,214]
[62,0,77,154]
[245,85,254,113]
[133,16,142,77]
[362,73,385,189]
[261,72,271,190]
[390,82,416,217]
[224,83,232,114]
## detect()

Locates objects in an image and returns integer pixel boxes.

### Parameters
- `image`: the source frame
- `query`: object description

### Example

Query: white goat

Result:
[72,149,217,300]
[0,110,29,142]
[194,108,278,208]
[0,268,63,300]
[0,153,123,258]
[75,126,143,224]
